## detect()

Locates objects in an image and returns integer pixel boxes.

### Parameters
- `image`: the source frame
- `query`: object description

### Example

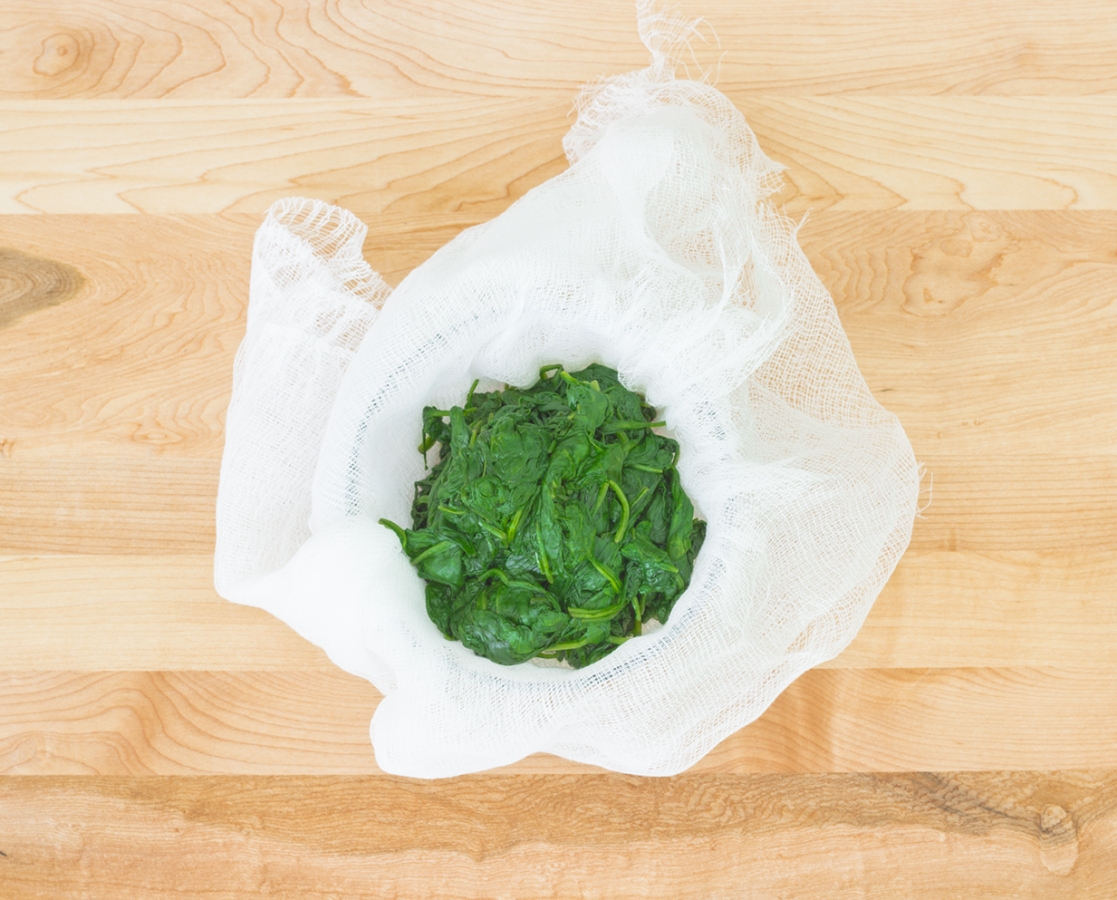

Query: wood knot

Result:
[33,32,82,77]
[0,247,85,329]
[1038,804,1078,876]
[901,213,1018,316]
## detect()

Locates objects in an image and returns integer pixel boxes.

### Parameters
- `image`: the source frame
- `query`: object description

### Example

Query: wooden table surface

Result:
[2,1,1116,896]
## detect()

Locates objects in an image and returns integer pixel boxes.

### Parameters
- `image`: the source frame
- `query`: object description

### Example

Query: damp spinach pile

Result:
[379,364,706,669]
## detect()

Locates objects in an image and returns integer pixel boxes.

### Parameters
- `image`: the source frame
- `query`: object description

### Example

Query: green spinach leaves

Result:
[380,364,706,668]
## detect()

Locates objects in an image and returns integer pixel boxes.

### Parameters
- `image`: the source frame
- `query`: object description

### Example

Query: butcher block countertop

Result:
[2,1,1116,896]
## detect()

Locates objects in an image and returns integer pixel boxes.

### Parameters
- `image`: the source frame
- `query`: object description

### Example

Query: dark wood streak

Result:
[2,772,1112,852]
[0,773,1113,897]
[0,247,85,329]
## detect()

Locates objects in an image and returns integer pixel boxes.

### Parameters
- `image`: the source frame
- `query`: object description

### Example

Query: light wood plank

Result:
[697,667,1117,775]
[0,215,249,460]
[4,1,1117,100]
[2,96,1116,215]
[4,455,1115,556]
[0,458,217,554]
[756,96,1117,211]
[0,556,331,671]
[905,458,1117,554]
[3,550,1116,672]
[2,211,1113,672]
[1,0,643,101]
[0,97,572,216]
[803,210,1117,461]
[1,771,1113,898]
[0,671,378,776]
[4,212,1114,459]
[829,550,1117,669]
[3,667,1115,776]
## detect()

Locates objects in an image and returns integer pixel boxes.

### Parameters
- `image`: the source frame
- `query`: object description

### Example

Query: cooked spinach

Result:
[380,363,706,668]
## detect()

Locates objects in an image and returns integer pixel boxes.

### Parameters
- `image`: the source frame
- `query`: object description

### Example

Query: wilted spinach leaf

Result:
[381,363,706,668]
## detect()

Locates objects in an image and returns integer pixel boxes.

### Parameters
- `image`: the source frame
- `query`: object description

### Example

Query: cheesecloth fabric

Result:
[214,1,920,778]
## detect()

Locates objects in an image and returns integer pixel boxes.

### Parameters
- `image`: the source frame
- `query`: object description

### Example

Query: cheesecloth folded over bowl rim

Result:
[214,1,920,778]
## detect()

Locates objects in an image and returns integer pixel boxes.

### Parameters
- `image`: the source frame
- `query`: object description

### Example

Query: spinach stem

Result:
[611,420,666,431]
[568,597,627,619]
[410,540,454,566]
[477,519,509,543]
[607,480,630,543]
[479,569,560,609]
[589,558,622,594]
[535,527,554,583]
[378,518,408,551]
[543,638,591,652]
[438,504,506,541]
[592,481,610,515]
[506,507,524,543]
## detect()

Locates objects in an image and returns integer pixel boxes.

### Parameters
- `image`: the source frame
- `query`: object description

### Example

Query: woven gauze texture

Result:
[214,2,920,778]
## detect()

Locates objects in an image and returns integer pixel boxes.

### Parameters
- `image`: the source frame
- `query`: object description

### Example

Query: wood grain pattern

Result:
[0,556,331,671]
[5,432,1115,558]
[4,549,1116,672]
[0,247,85,329]
[4,0,1117,99]
[3,211,1114,458]
[0,671,378,776]
[3,666,1116,776]
[2,772,1115,898]
[4,95,1116,215]
[0,96,572,216]
[3,1,1116,894]
[0,215,247,460]
[0,458,218,554]
[1,212,1114,667]
[833,550,1117,669]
